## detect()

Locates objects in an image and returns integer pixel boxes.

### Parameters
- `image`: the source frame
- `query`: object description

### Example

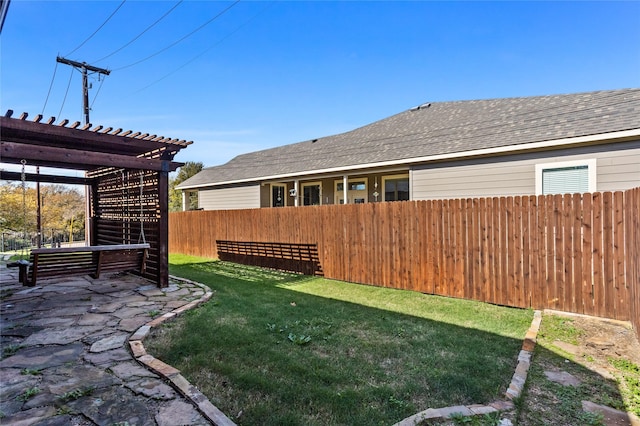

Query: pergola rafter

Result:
[0,110,192,287]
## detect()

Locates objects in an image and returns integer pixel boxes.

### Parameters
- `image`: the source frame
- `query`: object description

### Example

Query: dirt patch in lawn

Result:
[563,314,640,368]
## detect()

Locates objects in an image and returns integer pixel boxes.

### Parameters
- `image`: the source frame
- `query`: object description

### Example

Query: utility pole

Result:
[56,56,110,124]
[56,57,110,246]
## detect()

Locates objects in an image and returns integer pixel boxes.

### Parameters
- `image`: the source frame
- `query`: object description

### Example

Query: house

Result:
[177,89,640,210]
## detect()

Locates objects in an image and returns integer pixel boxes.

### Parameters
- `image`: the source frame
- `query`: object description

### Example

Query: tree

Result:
[169,161,203,212]
[0,182,35,233]
[40,185,85,242]
[0,181,85,247]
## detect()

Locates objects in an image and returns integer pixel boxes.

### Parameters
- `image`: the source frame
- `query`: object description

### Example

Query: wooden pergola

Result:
[0,110,192,287]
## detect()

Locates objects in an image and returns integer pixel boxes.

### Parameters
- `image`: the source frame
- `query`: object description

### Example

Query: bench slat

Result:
[31,243,150,255]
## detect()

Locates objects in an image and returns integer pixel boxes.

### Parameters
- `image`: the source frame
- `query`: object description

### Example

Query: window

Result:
[302,182,321,206]
[535,159,596,195]
[383,175,409,201]
[336,181,366,191]
[334,179,368,204]
[271,184,286,207]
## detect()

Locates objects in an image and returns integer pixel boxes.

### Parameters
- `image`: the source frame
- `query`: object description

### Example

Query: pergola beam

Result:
[1,141,182,172]
[0,170,94,186]
[0,116,187,157]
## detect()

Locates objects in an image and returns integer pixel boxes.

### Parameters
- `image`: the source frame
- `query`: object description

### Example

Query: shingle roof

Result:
[178,88,640,189]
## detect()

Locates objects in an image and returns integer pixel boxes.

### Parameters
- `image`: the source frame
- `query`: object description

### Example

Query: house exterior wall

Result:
[411,141,640,200]
[198,184,261,210]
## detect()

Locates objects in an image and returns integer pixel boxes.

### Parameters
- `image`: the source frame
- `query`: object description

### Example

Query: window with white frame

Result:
[535,159,596,195]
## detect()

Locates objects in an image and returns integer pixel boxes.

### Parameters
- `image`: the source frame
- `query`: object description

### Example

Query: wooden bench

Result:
[216,240,323,276]
[19,244,150,287]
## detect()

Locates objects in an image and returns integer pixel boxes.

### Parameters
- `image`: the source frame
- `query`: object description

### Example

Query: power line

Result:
[134,2,274,94]
[65,0,126,57]
[114,0,240,71]
[41,60,59,115]
[90,75,107,109]
[0,0,11,34]
[57,66,75,121]
[93,0,183,64]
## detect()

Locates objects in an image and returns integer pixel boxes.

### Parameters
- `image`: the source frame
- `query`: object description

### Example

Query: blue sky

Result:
[1,1,639,171]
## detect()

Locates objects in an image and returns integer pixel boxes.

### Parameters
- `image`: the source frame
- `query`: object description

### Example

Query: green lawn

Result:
[146,254,533,426]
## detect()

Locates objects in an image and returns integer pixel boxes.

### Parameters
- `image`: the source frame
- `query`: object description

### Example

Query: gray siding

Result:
[198,185,261,210]
[412,143,640,200]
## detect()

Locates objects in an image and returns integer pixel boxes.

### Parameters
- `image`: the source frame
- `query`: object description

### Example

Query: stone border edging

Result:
[393,310,542,426]
[128,275,237,426]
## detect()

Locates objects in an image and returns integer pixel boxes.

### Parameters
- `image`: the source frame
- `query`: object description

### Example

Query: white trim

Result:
[177,129,640,190]
[535,159,597,195]
[408,169,413,200]
[343,175,348,204]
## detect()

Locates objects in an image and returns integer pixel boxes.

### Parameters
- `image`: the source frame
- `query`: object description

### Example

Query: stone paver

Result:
[544,370,582,387]
[582,400,640,426]
[0,263,220,425]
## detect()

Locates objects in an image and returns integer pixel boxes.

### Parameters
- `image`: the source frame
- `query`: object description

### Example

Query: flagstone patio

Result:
[0,262,221,426]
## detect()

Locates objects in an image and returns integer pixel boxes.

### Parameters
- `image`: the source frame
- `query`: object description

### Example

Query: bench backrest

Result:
[216,240,323,276]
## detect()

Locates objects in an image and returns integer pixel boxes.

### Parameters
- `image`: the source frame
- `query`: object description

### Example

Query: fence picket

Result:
[614,191,626,319]
[563,194,574,314]
[603,192,615,318]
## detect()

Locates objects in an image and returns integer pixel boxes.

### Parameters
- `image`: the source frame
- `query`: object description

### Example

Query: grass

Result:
[608,357,640,417]
[17,387,40,402]
[146,254,533,426]
[7,252,30,262]
[537,314,584,346]
[58,386,94,402]
[1,344,22,359]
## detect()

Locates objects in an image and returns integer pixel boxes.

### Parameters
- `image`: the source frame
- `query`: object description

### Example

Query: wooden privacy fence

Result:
[170,188,640,334]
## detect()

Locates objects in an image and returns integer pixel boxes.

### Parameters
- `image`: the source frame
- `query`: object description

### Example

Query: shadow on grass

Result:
[158,259,628,426]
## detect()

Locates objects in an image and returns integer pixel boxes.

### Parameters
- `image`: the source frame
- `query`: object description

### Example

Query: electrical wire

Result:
[93,0,183,64]
[65,0,126,57]
[114,0,240,71]
[133,2,273,94]
[57,66,75,120]
[41,60,59,115]
[90,76,106,109]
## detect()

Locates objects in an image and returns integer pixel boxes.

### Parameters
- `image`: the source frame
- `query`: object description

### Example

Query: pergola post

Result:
[158,166,170,288]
